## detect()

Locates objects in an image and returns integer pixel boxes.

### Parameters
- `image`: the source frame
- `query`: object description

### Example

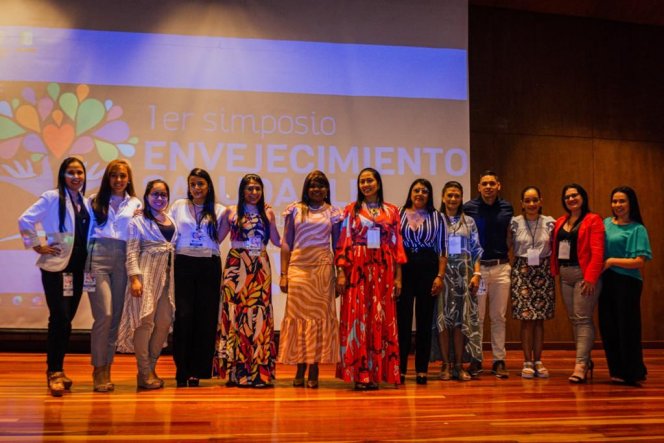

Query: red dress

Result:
[335,202,407,384]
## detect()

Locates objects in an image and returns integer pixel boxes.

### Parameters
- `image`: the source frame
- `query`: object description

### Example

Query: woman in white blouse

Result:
[509,186,556,379]
[170,168,225,387]
[88,159,142,392]
[18,157,92,397]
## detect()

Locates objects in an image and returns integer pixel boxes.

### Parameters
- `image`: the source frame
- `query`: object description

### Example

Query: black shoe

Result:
[253,380,274,389]
[416,375,427,385]
[225,380,238,388]
[176,379,188,388]
[354,382,369,391]
[492,360,509,379]
[400,374,406,384]
[187,377,200,387]
[468,361,483,377]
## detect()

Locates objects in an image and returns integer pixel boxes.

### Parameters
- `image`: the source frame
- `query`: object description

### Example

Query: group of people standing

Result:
[18,158,652,397]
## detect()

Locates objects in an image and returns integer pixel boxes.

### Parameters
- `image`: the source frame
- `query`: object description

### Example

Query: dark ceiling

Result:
[469,0,664,27]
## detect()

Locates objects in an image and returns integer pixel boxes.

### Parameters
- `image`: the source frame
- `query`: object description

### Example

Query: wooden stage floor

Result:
[1,350,663,442]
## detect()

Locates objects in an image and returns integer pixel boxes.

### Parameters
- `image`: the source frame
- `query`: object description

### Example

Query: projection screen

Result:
[0,0,469,330]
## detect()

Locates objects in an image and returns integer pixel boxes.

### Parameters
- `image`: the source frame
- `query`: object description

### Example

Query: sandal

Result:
[534,361,549,378]
[521,362,535,379]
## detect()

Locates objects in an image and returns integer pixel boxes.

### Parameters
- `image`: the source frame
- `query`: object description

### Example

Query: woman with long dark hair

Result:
[551,184,605,383]
[509,186,555,379]
[88,159,141,391]
[278,170,342,388]
[216,174,281,388]
[599,186,652,386]
[335,168,406,390]
[170,168,225,387]
[434,181,483,382]
[397,178,446,385]
[117,180,177,389]
[18,157,91,397]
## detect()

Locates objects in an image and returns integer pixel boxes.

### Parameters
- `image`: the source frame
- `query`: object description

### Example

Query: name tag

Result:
[190,228,204,248]
[558,240,571,260]
[83,272,96,293]
[367,227,381,249]
[448,235,462,255]
[527,248,540,266]
[245,236,263,257]
[63,272,74,297]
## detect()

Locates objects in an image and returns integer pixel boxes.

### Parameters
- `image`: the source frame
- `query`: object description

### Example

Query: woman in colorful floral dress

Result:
[335,168,407,390]
[216,174,281,388]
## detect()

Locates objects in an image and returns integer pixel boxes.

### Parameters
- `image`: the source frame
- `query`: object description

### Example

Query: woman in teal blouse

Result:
[599,186,652,386]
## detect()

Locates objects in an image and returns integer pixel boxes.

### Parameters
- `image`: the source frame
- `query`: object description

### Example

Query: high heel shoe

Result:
[455,364,471,382]
[439,363,451,381]
[93,366,109,392]
[137,372,162,390]
[293,363,306,387]
[61,373,73,390]
[47,371,66,397]
[569,360,594,384]
[307,364,319,389]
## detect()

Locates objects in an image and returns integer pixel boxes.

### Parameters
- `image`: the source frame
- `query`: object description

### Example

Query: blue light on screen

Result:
[0,26,468,100]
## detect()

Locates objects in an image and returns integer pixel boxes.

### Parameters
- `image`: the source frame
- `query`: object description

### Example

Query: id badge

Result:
[63,272,74,297]
[366,227,381,249]
[190,228,204,248]
[477,276,487,296]
[558,240,571,260]
[527,248,541,266]
[83,272,96,293]
[246,236,263,257]
[448,235,462,255]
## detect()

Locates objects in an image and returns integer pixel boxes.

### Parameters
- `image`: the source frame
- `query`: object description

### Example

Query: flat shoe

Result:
[306,380,319,389]
[293,378,305,387]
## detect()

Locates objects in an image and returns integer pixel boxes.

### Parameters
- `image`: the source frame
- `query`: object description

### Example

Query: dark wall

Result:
[469,6,664,343]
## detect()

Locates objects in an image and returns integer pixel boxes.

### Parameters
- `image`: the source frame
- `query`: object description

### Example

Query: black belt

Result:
[480,258,509,267]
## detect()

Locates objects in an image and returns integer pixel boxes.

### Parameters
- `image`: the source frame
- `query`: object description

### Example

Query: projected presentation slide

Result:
[0,0,469,329]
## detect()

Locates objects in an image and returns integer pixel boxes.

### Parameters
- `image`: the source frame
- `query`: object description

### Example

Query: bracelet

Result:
[436,274,444,279]
[472,272,482,277]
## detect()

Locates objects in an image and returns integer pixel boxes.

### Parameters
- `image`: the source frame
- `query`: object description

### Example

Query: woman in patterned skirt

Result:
[434,181,483,381]
[278,170,342,388]
[335,167,407,390]
[509,186,555,379]
[216,174,281,388]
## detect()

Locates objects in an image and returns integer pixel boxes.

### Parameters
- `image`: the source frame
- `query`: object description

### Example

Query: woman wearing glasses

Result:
[551,184,605,383]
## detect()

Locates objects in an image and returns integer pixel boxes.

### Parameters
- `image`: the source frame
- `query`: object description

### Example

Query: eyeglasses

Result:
[149,192,169,199]
[412,188,430,194]
[564,193,580,200]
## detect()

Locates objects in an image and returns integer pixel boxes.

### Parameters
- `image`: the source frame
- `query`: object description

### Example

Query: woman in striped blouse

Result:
[397,178,447,385]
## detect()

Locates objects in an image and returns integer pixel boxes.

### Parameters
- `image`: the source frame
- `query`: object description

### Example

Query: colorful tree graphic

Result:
[0,83,138,195]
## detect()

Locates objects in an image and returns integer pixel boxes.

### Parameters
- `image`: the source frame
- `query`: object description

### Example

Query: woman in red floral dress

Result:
[335,168,407,390]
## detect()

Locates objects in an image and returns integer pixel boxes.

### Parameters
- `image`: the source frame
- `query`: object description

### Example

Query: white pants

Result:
[476,263,511,362]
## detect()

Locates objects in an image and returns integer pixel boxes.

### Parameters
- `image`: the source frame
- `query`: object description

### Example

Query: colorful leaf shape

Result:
[24,133,47,153]
[106,105,123,121]
[37,97,54,120]
[76,84,89,102]
[117,143,136,157]
[70,136,95,154]
[47,83,60,101]
[59,92,79,121]
[95,139,119,162]
[0,137,22,159]
[22,87,36,105]
[0,116,27,140]
[76,99,105,135]
[93,120,129,143]
[0,101,12,118]
[16,105,41,132]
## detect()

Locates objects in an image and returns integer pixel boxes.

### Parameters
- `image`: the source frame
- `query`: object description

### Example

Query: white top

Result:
[169,199,225,257]
[90,193,142,241]
[18,189,92,272]
[510,214,555,258]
